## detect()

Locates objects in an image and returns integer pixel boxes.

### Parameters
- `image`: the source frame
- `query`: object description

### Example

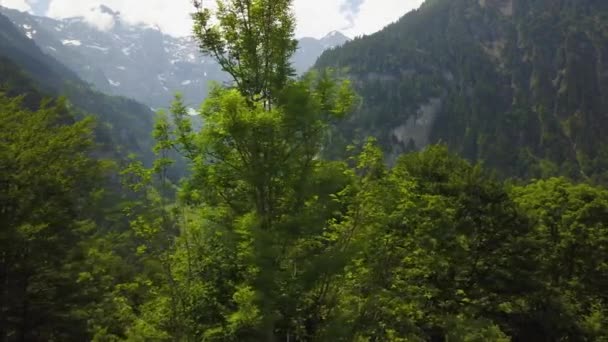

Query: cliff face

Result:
[317,0,608,181]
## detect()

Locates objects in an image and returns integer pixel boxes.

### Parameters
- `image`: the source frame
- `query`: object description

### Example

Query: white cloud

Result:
[294,0,425,38]
[347,0,424,37]
[5,0,425,38]
[0,0,32,12]
[84,5,116,31]
[47,0,193,35]
[294,0,346,38]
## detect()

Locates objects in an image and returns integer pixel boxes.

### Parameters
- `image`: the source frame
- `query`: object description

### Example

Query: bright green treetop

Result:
[192,0,298,108]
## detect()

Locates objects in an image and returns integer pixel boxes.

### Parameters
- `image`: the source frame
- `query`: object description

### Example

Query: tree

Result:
[0,94,102,340]
[510,178,608,340]
[192,0,298,108]
[143,76,354,340]
[125,0,357,340]
[325,144,531,341]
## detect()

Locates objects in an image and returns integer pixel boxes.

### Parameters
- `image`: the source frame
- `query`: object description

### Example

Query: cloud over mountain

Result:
[3,0,425,38]
[0,0,31,12]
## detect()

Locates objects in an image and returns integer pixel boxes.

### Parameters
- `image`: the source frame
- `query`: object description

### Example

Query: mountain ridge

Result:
[0,5,350,109]
[0,10,156,164]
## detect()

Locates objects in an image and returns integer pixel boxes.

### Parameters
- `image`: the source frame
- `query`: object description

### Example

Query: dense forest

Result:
[1,0,608,341]
[318,0,608,182]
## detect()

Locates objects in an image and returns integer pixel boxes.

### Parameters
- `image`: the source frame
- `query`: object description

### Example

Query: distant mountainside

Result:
[0,11,155,164]
[317,0,608,182]
[294,31,350,74]
[0,5,349,109]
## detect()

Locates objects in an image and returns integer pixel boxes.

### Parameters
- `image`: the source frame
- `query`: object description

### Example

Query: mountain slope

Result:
[317,0,608,181]
[1,6,349,109]
[0,11,156,163]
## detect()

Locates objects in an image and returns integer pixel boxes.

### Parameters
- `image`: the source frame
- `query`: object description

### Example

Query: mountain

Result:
[293,31,350,74]
[0,10,155,164]
[317,0,608,182]
[0,6,349,109]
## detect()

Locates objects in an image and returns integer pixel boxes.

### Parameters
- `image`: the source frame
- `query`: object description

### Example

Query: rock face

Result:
[316,0,608,181]
[392,98,442,150]
[0,6,349,109]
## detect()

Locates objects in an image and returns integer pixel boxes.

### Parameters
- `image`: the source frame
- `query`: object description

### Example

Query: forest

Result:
[1,0,608,341]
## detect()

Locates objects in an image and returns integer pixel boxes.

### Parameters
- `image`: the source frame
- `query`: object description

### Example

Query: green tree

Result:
[139,76,354,340]
[511,178,608,340]
[0,94,103,340]
[126,0,357,339]
[193,0,298,108]
[325,144,531,341]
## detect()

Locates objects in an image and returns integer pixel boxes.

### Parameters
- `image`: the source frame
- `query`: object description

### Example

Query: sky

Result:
[0,0,425,38]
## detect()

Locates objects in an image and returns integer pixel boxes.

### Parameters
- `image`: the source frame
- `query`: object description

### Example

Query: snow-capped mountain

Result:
[0,6,350,109]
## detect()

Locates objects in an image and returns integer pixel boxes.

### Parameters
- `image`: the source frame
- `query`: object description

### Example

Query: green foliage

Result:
[510,178,608,339]
[321,145,529,341]
[3,1,608,341]
[3,83,608,341]
[0,93,104,339]
[192,0,298,106]
[113,1,608,341]
[128,70,356,339]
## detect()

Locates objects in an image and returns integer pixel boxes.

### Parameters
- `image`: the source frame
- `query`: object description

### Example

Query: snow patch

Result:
[181,80,192,85]
[108,79,121,87]
[62,39,82,46]
[86,45,109,52]
[122,46,132,56]
[22,24,36,39]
